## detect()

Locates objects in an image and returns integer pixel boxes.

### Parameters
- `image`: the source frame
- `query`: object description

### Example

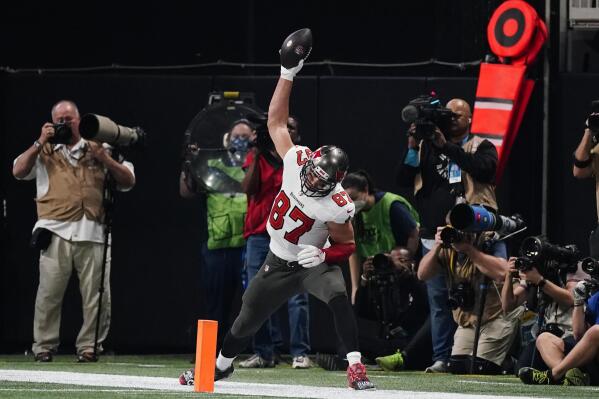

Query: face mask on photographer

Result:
[354,200,367,213]
[229,136,250,153]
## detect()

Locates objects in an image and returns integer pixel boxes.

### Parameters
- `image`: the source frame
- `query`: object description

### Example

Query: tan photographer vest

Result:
[438,234,504,327]
[36,144,105,222]
[415,135,497,210]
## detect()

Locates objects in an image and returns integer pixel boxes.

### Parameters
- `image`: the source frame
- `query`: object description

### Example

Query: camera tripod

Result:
[93,151,117,359]
[470,275,489,374]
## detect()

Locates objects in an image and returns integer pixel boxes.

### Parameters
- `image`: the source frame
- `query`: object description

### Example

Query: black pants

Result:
[222,250,357,358]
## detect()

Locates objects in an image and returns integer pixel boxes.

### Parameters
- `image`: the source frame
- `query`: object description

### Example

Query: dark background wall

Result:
[0,1,596,354]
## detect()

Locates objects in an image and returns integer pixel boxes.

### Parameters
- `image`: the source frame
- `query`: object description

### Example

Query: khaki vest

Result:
[415,136,497,209]
[438,233,503,327]
[36,143,105,222]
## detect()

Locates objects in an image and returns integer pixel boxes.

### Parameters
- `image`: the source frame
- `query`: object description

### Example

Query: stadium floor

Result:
[1,354,598,398]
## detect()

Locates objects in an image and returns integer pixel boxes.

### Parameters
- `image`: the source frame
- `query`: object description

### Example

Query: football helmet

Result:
[300,145,349,197]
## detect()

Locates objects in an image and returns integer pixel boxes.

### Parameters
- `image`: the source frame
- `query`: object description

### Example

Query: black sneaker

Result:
[77,352,98,363]
[518,367,559,385]
[315,353,348,371]
[215,364,234,381]
[34,352,53,362]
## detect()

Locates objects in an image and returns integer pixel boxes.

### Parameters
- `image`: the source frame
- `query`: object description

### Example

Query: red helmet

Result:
[300,145,349,197]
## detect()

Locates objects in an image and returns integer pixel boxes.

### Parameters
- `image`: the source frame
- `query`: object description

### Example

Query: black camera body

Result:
[588,100,599,143]
[50,122,73,145]
[440,226,466,247]
[516,236,580,274]
[514,256,534,272]
[539,323,564,338]
[581,257,599,278]
[448,281,475,311]
[252,125,274,152]
[246,112,274,153]
[401,94,455,142]
[368,253,397,286]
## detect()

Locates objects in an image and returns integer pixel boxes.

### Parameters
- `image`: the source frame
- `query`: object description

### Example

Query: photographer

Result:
[239,116,313,370]
[12,100,135,362]
[518,281,599,385]
[397,97,498,372]
[342,170,420,304]
[573,103,599,258]
[180,119,251,351]
[502,256,588,372]
[353,247,430,370]
[418,227,517,374]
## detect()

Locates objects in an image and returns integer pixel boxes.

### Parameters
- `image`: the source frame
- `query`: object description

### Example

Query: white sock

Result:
[346,351,361,366]
[216,352,235,371]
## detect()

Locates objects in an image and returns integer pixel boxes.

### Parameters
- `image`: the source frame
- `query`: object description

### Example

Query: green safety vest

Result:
[355,192,419,258]
[206,159,247,250]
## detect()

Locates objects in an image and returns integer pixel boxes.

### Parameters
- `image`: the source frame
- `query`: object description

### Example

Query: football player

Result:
[179,28,374,390]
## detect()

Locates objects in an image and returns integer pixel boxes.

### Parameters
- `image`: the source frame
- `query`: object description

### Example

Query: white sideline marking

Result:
[0,369,550,399]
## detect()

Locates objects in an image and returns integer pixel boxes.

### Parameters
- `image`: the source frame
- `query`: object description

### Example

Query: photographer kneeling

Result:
[502,254,588,374]
[418,226,517,374]
[354,247,430,370]
[518,259,599,386]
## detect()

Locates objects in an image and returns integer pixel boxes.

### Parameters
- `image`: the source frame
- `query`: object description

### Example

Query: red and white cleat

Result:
[347,363,375,390]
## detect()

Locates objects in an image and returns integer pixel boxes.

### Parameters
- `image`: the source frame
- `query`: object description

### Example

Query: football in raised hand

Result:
[280,28,313,69]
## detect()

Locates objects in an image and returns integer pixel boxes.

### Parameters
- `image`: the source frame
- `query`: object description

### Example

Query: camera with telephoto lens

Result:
[246,112,274,152]
[515,236,580,274]
[367,253,397,286]
[49,121,73,145]
[514,256,534,272]
[401,93,455,141]
[449,203,525,237]
[440,226,466,247]
[79,114,145,147]
[581,257,599,278]
[448,281,475,311]
[587,100,599,143]
[579,257,599,298]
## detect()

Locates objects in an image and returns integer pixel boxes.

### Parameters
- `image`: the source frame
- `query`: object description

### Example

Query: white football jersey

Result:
[267,145,355,261]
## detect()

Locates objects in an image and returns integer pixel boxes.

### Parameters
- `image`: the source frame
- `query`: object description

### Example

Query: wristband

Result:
[33,140,42,150]
[573,153,592,168]
[322,242,355,263]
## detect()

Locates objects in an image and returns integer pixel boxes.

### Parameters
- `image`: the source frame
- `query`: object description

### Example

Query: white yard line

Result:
[0,369,550,399]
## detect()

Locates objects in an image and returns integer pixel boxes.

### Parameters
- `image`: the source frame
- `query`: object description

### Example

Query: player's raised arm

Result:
[268,28,312,159]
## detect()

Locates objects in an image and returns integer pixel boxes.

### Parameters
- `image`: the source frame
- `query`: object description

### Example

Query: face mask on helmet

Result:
[300,146,349,197]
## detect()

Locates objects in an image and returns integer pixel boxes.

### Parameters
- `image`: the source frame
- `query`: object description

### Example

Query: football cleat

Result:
[179,369,194,385]
[347,362,375,390]
[280,28,313,69]
[215,364,234,381]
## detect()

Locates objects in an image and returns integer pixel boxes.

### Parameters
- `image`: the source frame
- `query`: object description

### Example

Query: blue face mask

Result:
[229,136,250,153]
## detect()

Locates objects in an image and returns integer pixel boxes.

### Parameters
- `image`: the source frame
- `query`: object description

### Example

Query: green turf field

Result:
[0,354,598,398]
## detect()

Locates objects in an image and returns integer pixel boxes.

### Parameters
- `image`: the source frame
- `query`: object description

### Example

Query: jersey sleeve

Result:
[283,145,310,170]
[329,194,355,223]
